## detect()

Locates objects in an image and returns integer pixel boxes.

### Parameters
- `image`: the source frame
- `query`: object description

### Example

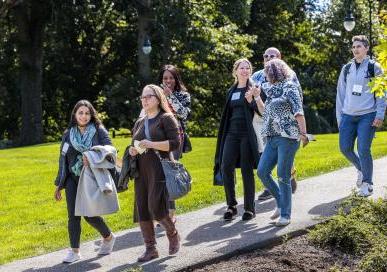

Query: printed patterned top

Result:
[167,90,191,123]
[261,80,304,140]
[251,69,303,102]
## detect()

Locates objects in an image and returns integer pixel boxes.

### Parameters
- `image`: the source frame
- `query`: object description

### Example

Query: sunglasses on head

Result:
[263,54,277,60]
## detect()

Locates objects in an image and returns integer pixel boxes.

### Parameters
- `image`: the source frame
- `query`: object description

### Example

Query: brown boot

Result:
[138,221,159,262]
[160,216,180,255]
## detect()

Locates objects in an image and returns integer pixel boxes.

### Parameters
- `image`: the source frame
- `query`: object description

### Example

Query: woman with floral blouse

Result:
[158,64,191,223]
[254,59,308,226]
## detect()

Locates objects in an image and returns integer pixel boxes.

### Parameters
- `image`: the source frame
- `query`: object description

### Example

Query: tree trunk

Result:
[13,1,48,145]
[136,0,153,86]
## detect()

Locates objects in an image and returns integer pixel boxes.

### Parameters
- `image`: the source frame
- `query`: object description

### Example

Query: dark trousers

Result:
[221,133,255,213]
[65,177,111,248]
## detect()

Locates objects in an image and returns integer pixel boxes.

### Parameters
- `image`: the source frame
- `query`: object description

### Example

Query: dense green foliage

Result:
[0,1,385,144]
[308,194,387,272]
[1,132,387,264]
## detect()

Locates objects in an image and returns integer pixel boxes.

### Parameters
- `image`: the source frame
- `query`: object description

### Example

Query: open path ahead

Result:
[1,157,387,272]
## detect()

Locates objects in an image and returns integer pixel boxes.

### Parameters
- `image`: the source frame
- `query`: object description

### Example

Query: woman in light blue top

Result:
[254,59,308,226]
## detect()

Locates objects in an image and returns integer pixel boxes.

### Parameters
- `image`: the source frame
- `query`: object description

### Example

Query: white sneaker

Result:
[98,233,116,255]
[275,217,291,226]
[63,250,81,263]
[356,170,363,188]
[358,182,373,197]
[270,208,281,220]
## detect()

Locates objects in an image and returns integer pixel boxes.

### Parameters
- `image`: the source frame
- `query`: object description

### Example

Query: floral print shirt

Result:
[262,80,304,140]
[167,90,191,122]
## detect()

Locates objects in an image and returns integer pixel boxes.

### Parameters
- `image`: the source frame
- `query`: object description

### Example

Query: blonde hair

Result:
[143,84,171,114]
[264,59,292,84]
[232,58,253,85]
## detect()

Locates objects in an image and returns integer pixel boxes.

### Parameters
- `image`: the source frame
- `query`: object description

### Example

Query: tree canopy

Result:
[0,0,385,146]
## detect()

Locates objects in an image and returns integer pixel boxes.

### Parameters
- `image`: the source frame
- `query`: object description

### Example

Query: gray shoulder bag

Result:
[144,117,191,200]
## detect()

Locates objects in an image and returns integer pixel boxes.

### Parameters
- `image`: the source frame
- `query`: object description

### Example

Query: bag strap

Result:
[368,60,375,79]
[343,62,351,83]
[144,116,175,162]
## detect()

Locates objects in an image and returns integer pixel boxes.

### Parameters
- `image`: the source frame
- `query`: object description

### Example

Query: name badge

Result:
[62,142,69,155]
[352,84,363,96]
[231,92,241,101]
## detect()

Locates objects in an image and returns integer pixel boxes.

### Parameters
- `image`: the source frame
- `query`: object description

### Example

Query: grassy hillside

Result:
[0,132,386,264]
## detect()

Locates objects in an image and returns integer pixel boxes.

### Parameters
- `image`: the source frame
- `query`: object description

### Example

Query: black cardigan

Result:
[213,84,260,186]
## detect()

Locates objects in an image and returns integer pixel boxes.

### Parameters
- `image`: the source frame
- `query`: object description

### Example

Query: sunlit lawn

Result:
[1,132,387,264]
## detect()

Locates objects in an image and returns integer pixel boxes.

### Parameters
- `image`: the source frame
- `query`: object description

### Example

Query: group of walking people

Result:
[54,65,191,263]
[53,34,385,264]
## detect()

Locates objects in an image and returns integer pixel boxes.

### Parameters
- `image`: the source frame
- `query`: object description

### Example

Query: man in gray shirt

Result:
[336,35,385,197]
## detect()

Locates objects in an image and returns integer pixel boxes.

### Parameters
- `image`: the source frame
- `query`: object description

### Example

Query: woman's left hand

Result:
[139,139,154,149]
[300,134,309,147]
[245,90,253,103]
[82,155,89,167]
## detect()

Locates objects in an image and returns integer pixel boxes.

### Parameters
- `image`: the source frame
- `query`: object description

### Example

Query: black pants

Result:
[65,177,111,248]
[221,133,255,213]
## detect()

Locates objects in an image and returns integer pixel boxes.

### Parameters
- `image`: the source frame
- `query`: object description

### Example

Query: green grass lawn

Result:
[1,132,387,264]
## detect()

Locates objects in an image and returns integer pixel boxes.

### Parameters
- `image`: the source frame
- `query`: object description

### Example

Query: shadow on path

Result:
[308,197,347,218]
[23,256,103,272]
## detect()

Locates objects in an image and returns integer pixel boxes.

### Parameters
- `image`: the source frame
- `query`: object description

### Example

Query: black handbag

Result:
[145,117,192,200]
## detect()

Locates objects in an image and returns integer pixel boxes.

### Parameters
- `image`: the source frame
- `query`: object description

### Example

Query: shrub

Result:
[308,216,378,255]
[359,240,387,272]
[308,194,387,269]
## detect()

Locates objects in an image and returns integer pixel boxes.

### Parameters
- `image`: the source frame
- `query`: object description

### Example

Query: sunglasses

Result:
[140,94,157,100]
[263,54,277,60]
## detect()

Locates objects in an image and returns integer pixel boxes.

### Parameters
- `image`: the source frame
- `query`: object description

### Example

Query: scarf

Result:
[70,123,97,176]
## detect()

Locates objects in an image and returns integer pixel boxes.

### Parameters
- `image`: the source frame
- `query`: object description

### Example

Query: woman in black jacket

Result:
[54,100,116,263]
[213,58,260,221]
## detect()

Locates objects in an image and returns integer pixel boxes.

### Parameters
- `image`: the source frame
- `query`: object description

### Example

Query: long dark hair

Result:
[69,100,102,128]
[158,64,187,92]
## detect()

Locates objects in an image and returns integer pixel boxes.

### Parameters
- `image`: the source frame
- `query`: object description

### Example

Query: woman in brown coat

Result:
[129,84,181,262]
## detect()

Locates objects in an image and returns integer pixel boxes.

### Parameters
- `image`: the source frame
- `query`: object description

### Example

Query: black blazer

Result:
[213,84,260,186]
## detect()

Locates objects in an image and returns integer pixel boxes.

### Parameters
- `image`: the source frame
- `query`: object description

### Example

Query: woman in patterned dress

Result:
[255,59,308,226]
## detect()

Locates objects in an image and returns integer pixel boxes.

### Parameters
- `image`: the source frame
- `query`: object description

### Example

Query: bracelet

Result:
[254,96,261,101]
[300,132,307,136]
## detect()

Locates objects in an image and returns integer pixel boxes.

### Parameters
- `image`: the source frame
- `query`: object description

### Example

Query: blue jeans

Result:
[339,112,376,185]
[257,136,299,219]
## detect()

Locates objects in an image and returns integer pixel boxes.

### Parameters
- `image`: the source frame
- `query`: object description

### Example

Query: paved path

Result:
[1,158,387,272]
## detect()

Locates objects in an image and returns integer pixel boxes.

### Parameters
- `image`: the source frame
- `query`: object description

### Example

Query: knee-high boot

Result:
[138,221,159,262]
[159,216,180,255]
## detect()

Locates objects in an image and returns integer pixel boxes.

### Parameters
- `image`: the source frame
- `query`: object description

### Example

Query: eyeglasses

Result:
[263,54,277,60]
[140,94,157,100]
